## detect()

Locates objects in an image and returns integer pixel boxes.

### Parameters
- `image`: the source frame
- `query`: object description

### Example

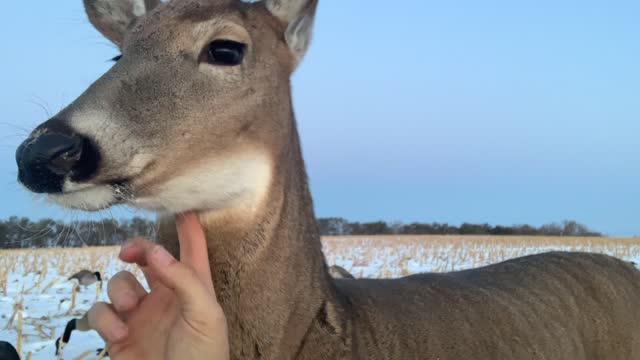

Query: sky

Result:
[0,1,638,236]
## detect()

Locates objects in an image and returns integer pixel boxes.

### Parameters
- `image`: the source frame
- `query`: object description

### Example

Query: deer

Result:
[14,0,640,358]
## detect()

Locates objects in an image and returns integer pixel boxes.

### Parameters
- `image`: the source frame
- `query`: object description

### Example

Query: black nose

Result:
[16,129,100,194]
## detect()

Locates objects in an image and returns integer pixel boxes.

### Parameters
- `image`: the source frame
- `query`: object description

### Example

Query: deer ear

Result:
[266,0,318,64]
[83,0,160,47]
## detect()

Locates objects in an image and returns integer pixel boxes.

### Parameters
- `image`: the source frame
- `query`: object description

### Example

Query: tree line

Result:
[0,216,602,249]
[318,218,602,237]
[0,216,155,249]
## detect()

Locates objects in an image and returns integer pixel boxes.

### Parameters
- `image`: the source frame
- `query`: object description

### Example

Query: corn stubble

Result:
[0,236,639,357]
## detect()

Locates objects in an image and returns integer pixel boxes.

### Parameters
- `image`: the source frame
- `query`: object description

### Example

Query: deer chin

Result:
[47,184,118,211]
[129,151,274,215]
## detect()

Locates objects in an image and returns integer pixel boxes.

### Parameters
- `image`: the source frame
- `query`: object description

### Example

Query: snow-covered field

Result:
[1,235,639,359]
[323,235,640,278]
[0,248,142,360]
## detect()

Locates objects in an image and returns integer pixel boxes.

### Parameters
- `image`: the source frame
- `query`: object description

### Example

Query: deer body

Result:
[336,253,640,360]
[156,161,640,359]
[15,0,640,359]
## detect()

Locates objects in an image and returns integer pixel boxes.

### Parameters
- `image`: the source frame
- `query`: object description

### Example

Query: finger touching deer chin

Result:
[131,149,273,215]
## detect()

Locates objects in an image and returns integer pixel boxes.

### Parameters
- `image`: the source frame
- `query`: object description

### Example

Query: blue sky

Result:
[1,1,638,235]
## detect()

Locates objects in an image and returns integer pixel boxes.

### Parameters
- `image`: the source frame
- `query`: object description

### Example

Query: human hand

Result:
[87,212,229,360]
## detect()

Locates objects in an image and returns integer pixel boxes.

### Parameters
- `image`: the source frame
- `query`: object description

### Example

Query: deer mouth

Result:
[38,148,273,215]
[45,180,132,211]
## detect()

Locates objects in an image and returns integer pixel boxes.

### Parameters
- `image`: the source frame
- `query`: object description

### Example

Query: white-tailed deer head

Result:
[16,0,319,215]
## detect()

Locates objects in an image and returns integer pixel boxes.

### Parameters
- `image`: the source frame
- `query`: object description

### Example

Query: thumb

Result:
[147,245,217,315]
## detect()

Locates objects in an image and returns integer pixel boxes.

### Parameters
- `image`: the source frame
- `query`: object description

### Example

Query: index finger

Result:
[176,212,214,290]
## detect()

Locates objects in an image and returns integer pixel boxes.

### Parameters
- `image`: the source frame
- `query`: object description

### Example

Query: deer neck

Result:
[157,112,333,358]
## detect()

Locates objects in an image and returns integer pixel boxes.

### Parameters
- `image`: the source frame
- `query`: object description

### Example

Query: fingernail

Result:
[151,246,175,267]
[110,322,128,342]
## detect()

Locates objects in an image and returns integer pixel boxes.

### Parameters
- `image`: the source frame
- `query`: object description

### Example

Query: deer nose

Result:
[16,130,100,194]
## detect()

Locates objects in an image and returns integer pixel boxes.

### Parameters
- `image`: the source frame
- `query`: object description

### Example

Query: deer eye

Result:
[206,40,246,66]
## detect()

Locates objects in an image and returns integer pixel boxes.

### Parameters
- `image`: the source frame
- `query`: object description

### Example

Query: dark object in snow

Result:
[0,341,20,360]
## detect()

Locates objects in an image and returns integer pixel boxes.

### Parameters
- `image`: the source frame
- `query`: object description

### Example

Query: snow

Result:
[0,248,141,360]
[1,236,639,359]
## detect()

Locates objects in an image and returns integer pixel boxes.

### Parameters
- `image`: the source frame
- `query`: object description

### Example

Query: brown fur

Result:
[22,0,640,359]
